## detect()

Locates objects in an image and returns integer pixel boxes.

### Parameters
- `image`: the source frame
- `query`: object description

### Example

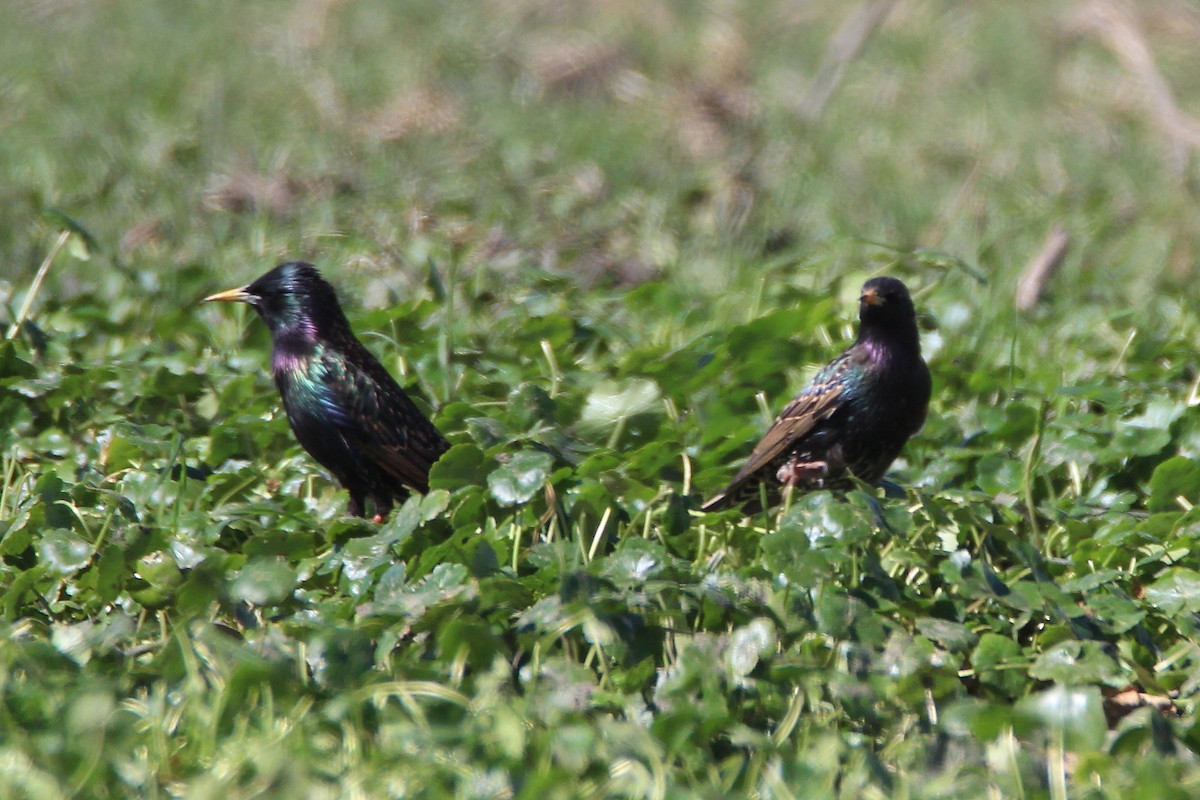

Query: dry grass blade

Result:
[6,229,70,341]
[1015,225,1071,312]
[799,0,899,121]
[1071,0,1200,169]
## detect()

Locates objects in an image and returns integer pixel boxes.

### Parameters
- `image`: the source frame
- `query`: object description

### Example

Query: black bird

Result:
[702,276,931,512]
[205,262,450,520]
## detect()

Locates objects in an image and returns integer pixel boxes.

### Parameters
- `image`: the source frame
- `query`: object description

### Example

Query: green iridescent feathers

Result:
[205,262,449,519]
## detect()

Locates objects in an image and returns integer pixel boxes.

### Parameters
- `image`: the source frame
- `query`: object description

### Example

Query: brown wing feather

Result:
[701,354,851,511]
[334,341,449,493]
[728,382,844,486]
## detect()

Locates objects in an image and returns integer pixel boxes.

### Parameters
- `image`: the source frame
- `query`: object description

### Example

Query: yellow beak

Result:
[203,286,256,304]
[860,288,883,306]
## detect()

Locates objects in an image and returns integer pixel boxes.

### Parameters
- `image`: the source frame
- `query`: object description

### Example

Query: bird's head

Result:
[858,276,917,328]
[204,261,347,337]
[855,276,922,355]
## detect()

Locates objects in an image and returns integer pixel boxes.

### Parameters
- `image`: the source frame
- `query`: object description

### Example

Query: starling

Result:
[204,261,450,520]
[701,276,931,512]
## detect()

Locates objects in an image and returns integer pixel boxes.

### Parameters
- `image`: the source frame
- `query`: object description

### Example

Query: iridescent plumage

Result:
[205,262,449,519]
[702,276,931,512]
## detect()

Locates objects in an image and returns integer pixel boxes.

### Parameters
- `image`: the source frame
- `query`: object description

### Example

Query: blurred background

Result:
[3,0,1198,310]
[5,4,1200,794]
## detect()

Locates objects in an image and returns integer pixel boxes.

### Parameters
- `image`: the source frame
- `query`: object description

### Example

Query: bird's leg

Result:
[777,459,830,489]
[347,493,366,518]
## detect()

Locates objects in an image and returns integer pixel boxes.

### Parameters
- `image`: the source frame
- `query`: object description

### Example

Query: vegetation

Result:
[4,1,1200,796]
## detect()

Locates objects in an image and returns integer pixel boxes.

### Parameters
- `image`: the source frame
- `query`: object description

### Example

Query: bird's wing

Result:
[316,345,449,492]
[702,355,850,510]
[732,356,849,482]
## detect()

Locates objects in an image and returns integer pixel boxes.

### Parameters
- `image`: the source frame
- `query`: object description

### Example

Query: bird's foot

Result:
[371,513,385,524]
[777,459,829,489]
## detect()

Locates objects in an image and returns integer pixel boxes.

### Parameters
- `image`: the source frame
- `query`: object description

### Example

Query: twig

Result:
[1015,225,1071,311]
[799,0,899,121]
[1012,227,1070,311]
[1102,685,1180,726]
[6,230,71,341]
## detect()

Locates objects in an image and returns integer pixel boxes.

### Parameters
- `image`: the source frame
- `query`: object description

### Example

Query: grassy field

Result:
[5,0,1200,796]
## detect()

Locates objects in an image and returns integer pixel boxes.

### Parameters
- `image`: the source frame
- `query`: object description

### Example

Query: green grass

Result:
[5,0,1200,796]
